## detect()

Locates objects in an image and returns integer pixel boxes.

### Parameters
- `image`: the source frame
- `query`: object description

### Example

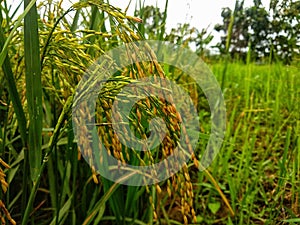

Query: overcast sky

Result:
[108,0,270,29]
[7,0,270,47]
[107,0,270,46]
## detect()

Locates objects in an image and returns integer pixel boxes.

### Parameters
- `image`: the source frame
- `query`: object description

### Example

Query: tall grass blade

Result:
[0,15,27,146]
[83,172,136,225]
[24,0,43,183]
[201,165,235,216]
[221,0,237,90]
[22,95,73,224]
[70,9,81,32]
[49,196,72,225]
[0,0,37,67]
[158,0,168,41]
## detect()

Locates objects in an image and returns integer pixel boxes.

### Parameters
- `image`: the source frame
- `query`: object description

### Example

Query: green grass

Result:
[205,62,300,224]
[0,0,299,224]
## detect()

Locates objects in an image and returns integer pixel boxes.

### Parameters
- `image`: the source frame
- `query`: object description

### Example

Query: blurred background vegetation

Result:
[0,0,299,224]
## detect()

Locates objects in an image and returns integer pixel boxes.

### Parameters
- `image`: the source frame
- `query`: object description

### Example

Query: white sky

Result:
[109,0,270,29]
[108,0,270,45]
[7,0,270,47]
[67,0,270,48]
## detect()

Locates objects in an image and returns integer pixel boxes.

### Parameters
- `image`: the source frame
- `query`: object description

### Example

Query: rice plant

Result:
[0,0,299,224]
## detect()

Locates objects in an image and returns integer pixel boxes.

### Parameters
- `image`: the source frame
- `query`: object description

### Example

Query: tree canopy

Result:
[214,0,300,63]
[134,0,299,64]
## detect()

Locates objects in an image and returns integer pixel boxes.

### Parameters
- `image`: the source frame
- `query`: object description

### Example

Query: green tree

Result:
[134,5,166,40]
[214,1,249,60]
[245,0,271,59]
[269,0,300,63]
[134,5,213,57]
[165,23,213,57]
[214,0,300,63]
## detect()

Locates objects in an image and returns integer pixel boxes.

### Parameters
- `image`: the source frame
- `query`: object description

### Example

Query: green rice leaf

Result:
[0,0,37,67]
[24,0,42,183]
[0,15,27,146]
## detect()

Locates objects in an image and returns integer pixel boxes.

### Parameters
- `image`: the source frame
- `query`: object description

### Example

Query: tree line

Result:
[135,0,300,64]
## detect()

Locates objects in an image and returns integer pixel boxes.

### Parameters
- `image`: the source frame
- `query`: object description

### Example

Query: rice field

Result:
[0,0,299,224]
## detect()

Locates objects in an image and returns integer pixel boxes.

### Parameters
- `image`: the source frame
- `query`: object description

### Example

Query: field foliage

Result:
[0,0,299,224]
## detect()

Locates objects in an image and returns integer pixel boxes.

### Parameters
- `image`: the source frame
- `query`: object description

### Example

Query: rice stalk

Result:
[1,0,236,223]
